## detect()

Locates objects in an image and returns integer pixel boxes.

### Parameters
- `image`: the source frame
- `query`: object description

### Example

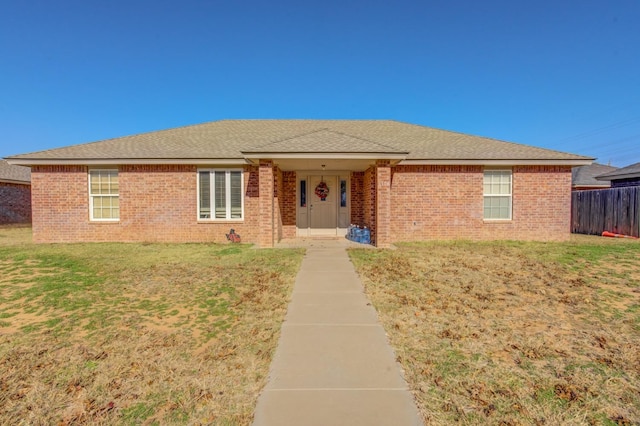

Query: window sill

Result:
[197,219,244,223]
[483,219,512,224]
[89,220,120,224]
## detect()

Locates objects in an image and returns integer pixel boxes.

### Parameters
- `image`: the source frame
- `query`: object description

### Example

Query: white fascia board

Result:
[399,159,594,166]
[242,153,408,160]
[6,158,250,166]
[596,171,640,181]
[0,179,30,185]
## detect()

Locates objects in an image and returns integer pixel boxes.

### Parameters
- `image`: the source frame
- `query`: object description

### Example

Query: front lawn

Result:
[0,226,304,425]
[350,236,640,425]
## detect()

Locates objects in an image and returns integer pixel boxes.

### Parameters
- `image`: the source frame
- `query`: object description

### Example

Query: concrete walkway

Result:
[253,241,423,426]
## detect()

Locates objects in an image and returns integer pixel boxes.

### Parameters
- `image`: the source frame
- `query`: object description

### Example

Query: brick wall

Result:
[274,166,283,242]
[31,165,88,242]
[0,182,31,224]
[281,171,297,239]
[375,161,392,248]
[350,172,364,225]
[389,165,572,242]
[31,164,262,244]
[495,165,572,241]
[363,166,376,244]
[30,163,573,245]
[258,160,275,247]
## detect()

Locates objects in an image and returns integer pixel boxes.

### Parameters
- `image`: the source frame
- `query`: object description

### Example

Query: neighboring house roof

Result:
[572,163,617,188]
[595,161,640,181]
[0,159,31,184]
[5,119,592,166]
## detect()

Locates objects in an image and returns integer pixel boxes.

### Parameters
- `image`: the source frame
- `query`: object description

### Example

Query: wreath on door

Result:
[315,181,330,201]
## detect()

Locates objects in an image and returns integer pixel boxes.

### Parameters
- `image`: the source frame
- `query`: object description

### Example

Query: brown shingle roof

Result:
[0,160,31,183]
[5,119,592,163]
[242,128,407,154]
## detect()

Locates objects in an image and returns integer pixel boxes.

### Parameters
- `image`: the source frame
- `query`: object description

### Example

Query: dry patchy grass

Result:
[350,235,640,426]
[0,226,304,425]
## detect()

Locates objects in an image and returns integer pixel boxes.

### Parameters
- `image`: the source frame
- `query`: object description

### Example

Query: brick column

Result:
[258,160,275,248]
[363,167,376,242]
[375,160,391,248]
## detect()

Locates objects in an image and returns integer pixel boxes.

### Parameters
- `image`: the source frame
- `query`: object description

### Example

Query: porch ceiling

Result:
[267,157,388,171]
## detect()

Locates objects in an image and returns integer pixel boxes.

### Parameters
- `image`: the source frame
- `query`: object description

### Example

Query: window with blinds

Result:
[89,169,119,221]
[483,169,512,220]
[199,172,211,218]
[198,169,244,220]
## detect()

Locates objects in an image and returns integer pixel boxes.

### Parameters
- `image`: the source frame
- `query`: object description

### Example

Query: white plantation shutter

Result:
[198,172,211,218]
[230,171,242,219]
[214,171,227,219]
[198,169,244,220]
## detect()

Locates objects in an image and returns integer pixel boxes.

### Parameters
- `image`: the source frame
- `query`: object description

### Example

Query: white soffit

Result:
[399,159,593,166]
[6,158,250,166]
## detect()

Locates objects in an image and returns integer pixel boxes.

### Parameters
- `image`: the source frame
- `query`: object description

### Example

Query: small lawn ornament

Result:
[226,229,241,243]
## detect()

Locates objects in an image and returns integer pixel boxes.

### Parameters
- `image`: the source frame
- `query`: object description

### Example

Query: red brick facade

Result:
[29,163,573,246]
[31,164,261,244]
[362,167,376,244]
[274,166,283,243]
[258,161,275,247]
[0,182,31,224]
[281,171,297,239]
[375,161,392,248]
[350,172,364,225]
[387,165,572,242]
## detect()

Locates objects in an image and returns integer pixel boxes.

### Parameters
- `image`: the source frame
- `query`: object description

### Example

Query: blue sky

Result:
[1,0,639,166]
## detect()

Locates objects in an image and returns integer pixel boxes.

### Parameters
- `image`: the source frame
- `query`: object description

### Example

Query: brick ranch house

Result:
[5,120,592,247]
[0,159,32,224]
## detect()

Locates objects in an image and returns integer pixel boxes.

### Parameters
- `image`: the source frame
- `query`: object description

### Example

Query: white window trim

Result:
[197,169,244,221]
[89,169,119,222]
[483,169,512,221]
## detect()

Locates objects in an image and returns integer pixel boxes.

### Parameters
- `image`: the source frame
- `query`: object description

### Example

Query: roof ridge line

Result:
[247,127,405,152]
[247,128,331,150]
[324,129,402,152]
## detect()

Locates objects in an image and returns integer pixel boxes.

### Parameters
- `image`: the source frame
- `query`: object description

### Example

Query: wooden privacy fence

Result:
[571,186,640,237]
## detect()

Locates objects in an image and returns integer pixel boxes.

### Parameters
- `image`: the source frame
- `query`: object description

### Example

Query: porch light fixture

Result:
[321,164,326,170]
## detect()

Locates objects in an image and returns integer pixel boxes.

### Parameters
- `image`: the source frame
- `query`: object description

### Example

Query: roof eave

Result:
[6,158,250,166]
[399,159,593,166]
[7,157,593,168]
[241,152,408,158]
[595,172,640,181]
[0,178,30,185]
